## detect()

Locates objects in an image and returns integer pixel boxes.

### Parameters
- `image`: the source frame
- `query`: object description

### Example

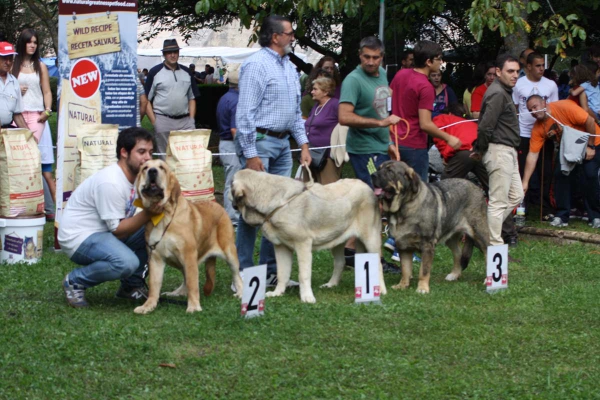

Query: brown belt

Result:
[256,127,290,139]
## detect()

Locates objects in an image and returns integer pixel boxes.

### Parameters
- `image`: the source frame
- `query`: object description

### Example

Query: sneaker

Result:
[115,285,148,301]
[542,213,555,222]
[384,237,396,252]
[381,258,401,274]
[344,248,356,268]
[391,251,400,262]
[266,274,300,288]
[590,218,600,229]
[549,217,568,227]
[62,274,88,308]
[412,253,422,263]
[507,236,518,248]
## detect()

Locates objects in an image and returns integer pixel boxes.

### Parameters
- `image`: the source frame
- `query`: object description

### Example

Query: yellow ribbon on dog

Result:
[133,198,165,226]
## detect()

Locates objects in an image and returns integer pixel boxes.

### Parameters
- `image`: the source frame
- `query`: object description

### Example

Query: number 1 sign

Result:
[486,244,508,293]
[241,264,267,318]
[355,253,381,304]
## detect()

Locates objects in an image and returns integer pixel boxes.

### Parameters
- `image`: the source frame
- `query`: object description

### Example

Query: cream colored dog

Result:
[134,160,243,314]
[231,168,386,303]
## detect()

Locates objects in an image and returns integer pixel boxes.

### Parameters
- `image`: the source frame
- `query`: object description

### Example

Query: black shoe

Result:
[115,285,148,301]
[381,258,401,274]
[507,236,518,247]
[344,248,355,268]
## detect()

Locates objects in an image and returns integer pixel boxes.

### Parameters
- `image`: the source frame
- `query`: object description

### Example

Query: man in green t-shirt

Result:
[339,36,403,274]
[339,36,401,187]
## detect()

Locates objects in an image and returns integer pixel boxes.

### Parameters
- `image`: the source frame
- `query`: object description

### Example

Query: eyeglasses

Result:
[0,57,13,63]
[433,56,443,62]
[279,30,295,37]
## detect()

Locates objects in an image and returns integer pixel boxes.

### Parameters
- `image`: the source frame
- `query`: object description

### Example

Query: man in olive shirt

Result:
[476,54,524,246]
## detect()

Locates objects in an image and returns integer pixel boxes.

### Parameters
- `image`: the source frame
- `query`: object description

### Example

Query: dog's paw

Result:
[416,286,430,294]
[232,292,242,299]
[186,304,202,313]
[320,282,336,289]
[391,280,410,290]
[300,293,317,303]
[445,272,460,281]
[265,290,283,298]
[134,305,155,314]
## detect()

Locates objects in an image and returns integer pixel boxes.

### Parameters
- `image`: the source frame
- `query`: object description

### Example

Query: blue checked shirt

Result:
[236,47,308,159]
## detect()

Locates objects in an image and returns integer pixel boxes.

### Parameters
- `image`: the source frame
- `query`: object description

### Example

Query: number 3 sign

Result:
[355,253,381,304]
[486,244,508,293]
[241,264,266,318]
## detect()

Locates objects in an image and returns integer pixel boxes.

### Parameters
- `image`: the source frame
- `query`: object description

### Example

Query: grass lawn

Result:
[2,161,600,398]
[6,115,595,398]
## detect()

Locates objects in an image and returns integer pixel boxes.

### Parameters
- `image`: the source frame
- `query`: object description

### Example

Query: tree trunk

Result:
[23,0,59,56]
[520,227,600,245]
[502,0,529,56]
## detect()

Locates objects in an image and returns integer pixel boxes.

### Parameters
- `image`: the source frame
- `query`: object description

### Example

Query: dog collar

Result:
[133,198,165,226]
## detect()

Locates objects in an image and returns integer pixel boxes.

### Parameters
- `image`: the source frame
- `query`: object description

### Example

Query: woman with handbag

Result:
[12,28,56,216]
[304,77,342,184]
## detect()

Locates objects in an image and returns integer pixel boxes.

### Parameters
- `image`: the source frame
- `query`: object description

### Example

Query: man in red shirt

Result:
[389,40,461,182]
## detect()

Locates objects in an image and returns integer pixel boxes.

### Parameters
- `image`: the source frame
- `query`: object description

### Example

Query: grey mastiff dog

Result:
[230,168,386,303]
[371,161,490,294]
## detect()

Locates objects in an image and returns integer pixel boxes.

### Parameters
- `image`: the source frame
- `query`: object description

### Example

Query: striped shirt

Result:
[236,47,308,159]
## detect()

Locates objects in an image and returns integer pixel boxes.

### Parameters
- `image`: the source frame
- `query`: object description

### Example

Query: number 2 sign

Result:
[355,253,381,304]
[241,264,266,318]
[486,244,508,293]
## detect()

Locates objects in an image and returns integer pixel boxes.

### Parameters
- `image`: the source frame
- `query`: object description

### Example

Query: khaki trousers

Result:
[483,144,524,246]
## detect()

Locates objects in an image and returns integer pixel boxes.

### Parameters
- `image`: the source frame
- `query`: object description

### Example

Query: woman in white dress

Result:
[12,28,56,214]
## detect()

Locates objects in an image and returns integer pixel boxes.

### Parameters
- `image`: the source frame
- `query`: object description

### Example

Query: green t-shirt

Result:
[301,94,314,118]
[339,66,391,154]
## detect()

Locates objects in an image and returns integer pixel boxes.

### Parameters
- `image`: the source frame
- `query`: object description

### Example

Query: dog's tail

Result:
[204,257,216,296]
[460,237,474,270]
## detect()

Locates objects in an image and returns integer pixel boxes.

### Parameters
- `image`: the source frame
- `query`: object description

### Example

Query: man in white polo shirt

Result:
[0,42,27,128]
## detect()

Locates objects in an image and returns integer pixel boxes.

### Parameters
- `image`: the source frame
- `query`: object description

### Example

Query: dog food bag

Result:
[0,128,44,217]
[74,124,118,188]
[166,129,215,202]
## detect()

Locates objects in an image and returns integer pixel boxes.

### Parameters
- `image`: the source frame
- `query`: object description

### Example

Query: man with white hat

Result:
[144,39,196,157]
[216,70,241,226]
[0,42,27,128]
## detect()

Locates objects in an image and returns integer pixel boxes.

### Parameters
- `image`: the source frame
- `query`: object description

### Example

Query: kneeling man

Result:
[59,127,161,308]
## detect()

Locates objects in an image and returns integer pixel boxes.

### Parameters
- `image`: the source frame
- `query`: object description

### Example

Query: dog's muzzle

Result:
[141,168,164,198]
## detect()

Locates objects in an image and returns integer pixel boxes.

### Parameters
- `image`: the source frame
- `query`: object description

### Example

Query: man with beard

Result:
[59,128,162,308]
[235,15,311,287]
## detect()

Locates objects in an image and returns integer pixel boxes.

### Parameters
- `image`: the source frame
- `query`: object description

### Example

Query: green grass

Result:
[2,163,600,398]
[18,117,598,398]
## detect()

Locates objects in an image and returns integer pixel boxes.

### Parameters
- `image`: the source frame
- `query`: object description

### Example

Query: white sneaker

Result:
[590,218,600,229]
[266,274,299,288]
[550,217,568,227]
[231,271,244,293]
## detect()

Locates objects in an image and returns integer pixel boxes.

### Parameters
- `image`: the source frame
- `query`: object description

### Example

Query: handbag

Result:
[309,147,330,171]
[306,104,330,171]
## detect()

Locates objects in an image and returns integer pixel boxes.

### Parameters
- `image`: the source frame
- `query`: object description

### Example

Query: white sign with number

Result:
[486,244,508,292]
[241,264,267,318]
[355,253,382,304]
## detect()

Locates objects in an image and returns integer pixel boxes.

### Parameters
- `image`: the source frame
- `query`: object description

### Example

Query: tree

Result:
[0,0,58,56]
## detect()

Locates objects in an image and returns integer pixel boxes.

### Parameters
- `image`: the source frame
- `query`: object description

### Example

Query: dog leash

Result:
[263,164,312,224]
[148,200,179,251]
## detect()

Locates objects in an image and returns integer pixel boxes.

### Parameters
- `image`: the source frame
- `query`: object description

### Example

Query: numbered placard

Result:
[355,253,382,304]
[486,244,508,293]
[241,264,266,318]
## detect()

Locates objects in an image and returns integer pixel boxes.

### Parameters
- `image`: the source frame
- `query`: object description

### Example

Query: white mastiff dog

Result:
[230,167,386,303]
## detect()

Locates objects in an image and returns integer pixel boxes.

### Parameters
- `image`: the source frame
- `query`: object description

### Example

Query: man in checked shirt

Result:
[234,15,312,288]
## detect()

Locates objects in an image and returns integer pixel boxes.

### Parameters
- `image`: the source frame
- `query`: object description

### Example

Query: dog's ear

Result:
[168,170,181,202]
[405,167,420,193]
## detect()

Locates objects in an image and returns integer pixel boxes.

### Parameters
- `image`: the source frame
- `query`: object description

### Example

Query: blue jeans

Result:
[219,139,241,225]
[398,146,429,182]
[348,152,390,189]
[554,151,600,223]
[68,227,148,289]
[235,135,293,275]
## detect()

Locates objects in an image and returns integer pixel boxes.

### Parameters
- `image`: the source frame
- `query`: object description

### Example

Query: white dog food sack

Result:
[74,124,118,188]
[166,129,215,202]
[0,128,44,217]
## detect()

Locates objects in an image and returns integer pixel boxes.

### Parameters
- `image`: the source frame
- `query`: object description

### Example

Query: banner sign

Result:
[55,0,138,242]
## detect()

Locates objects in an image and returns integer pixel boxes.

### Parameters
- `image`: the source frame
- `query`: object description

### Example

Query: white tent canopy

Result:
[137,46,309,70]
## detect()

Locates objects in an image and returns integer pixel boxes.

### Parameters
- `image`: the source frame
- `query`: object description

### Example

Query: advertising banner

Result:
[55,0,138,242]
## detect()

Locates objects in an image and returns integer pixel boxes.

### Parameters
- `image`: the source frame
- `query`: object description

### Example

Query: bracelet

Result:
[44,110,52,117]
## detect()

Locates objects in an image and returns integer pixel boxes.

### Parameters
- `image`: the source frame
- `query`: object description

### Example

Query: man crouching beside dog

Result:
[59,127,162,308]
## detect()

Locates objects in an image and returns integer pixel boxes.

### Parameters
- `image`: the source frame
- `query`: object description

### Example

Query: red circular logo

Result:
[69,59,101,99]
